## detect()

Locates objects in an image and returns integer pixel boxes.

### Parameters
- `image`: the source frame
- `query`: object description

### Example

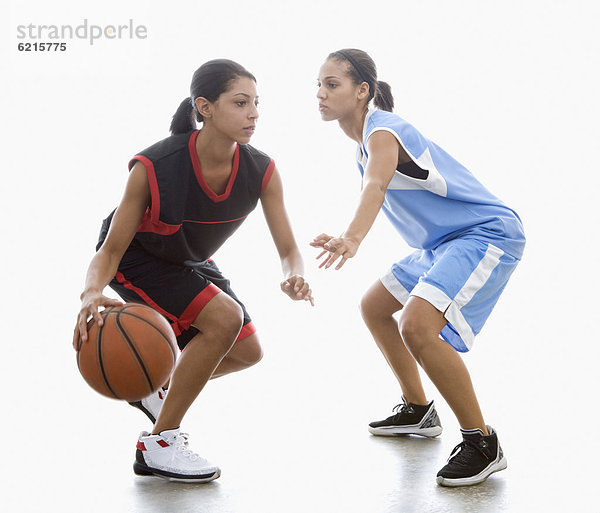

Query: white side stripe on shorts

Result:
[453,244,504,309]
[443,243,504,349]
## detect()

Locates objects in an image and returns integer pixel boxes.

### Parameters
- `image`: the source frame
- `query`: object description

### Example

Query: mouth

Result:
[243,126,256,134]
[318,104,328,112]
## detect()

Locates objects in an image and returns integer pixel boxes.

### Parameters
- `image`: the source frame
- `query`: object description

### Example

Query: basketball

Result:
[77,303,178,402]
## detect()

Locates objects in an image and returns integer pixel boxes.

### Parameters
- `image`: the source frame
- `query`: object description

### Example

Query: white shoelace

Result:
[173,432,201,461]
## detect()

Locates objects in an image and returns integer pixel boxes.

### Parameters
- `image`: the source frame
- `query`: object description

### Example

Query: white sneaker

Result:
[133,428,221,483]
[129,388,167,424]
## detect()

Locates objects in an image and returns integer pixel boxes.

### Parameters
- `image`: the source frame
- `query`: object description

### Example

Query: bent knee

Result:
[359,290,385,324]
[398,317,432,356]
[359,293,375,322]
[193,294,244,339]
[359,281,402,325]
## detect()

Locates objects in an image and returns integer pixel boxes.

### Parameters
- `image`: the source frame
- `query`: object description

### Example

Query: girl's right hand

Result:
[310,233,335,264]
[310,233,334,251]
[73,292,123,351]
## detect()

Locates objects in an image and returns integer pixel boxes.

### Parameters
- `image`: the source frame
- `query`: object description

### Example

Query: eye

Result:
[328,82,338,89]
[254,100,259,107]
[236,100,247,107]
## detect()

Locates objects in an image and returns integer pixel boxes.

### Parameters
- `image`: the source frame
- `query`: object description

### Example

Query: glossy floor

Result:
[7,316,595,513]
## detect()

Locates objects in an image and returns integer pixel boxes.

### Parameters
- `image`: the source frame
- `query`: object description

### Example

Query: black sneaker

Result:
[436,426,507,487]
[368,397,442,437]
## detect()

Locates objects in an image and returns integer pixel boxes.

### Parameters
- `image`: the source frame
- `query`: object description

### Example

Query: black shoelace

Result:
[446,439,491,469]
[392,402,414,415]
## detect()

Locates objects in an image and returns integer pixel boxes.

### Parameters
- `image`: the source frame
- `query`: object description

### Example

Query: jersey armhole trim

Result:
[261,159,276,193]
[365,127,420,166]
[129,154,160,224]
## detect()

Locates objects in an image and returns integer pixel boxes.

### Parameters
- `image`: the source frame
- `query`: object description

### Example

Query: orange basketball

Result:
[77,303,177,402]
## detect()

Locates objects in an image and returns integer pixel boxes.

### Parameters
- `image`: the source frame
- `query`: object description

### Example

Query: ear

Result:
[357,82,370,101]
[194,97,212,119]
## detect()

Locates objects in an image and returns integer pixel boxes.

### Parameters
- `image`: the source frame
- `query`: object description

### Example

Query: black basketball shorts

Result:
[108,243,255,350]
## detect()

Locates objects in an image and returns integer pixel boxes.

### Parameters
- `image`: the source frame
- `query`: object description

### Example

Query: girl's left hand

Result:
[311,234,359,270]
[281,274,314,306]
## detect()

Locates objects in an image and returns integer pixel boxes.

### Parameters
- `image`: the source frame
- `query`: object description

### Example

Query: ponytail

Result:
[170,97,196,135]
[374,81,394,112]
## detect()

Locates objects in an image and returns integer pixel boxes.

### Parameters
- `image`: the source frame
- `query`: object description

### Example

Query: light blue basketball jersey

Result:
[357,109,525,258]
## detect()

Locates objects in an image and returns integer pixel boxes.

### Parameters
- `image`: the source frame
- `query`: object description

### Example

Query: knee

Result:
[359,282,401,328]
[359,290,383,326]
[398,316,430,359]
[193,297,244,352]
[219,301,244,339]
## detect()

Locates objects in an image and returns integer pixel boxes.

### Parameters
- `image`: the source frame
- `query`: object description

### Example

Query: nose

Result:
[316,84,326,100]
[249,103,259,120]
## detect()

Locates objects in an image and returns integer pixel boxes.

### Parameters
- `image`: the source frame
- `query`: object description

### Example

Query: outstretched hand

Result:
[73,292,124,351]
[280,274,314,306]
[310,233,359,270]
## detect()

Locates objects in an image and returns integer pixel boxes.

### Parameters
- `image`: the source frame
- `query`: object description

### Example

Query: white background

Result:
[2,1,599,511]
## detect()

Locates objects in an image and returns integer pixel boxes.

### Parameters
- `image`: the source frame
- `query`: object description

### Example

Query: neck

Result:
[194,125,237,166]
[338,105,370,144]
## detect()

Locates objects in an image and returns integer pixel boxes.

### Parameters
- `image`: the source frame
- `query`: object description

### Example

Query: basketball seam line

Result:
[98,307,119,399]
[116,311,155,395]
[116,309,177,363]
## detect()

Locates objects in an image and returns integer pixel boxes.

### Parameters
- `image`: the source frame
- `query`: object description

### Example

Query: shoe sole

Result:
[128,401,157,424]
[368,425,443,438]
[436,455,507,487]
[133,461,220,483]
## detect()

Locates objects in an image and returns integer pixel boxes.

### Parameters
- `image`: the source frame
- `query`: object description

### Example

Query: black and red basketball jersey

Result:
[99,130,275,265]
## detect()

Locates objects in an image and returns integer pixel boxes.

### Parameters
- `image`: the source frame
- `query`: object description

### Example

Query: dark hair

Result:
[170,59,256,135]
[328,49,394,112]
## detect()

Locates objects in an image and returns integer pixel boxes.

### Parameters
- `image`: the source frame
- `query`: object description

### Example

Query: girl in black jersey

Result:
[73,60,313,483]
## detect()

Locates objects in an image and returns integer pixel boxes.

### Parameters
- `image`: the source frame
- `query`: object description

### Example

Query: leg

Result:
[211,333,263,379]
[399,296,487,434]
[152,293,243,434]
[360,280,427,405]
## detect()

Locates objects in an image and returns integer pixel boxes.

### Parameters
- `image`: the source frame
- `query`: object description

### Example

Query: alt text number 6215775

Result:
[18,42,67,51]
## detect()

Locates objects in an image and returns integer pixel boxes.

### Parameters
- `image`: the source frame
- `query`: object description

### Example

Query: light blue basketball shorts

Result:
[380,238,520,352]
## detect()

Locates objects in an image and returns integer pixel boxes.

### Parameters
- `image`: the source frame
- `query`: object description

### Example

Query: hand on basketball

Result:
[310,233,359,270]
[281,275,314,306]
[73,292,124,350]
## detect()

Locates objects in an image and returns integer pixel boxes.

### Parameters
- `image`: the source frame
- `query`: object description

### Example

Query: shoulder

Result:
[365,109,409,138]
[238,143,273,170]
[129,131,194,169]
[365,110,427,158]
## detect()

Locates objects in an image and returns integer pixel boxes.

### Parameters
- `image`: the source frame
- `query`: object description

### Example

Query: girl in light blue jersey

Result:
[312,48,525,487]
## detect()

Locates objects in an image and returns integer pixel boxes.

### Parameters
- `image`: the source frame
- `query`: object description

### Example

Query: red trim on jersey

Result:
[181,214,248,225]
[173,283,222,336]
[136,210,181,235]
[157,440,170,448]
[261,159,276,193]
[129,155,160,224]
[188,131,240,203]
[136,441,146,451]
[236,321,256,342]
[114,272,179,324]
[129,155,182,235]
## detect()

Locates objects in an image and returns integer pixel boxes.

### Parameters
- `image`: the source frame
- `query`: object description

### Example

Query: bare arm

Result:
[311,130,411,270]
[73,161,151,348]
[260,166,313,305]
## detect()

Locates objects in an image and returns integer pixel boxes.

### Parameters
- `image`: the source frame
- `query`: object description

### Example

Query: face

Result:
[316,58,368,122]
[197,76,259,144]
